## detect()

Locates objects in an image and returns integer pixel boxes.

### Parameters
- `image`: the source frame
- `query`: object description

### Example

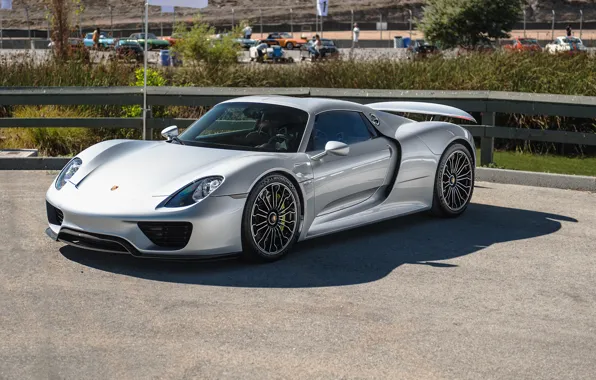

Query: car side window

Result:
[307,111,376,152]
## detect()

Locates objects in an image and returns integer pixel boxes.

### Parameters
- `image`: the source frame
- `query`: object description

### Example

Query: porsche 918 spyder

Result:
[45,96,477,261]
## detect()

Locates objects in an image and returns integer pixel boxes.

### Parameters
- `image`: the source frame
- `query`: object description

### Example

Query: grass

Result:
[477,149,596,177]
[0,106,140,156]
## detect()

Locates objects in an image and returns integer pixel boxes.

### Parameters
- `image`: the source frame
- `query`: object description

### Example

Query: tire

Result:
[285,42,294,50]
[241,174,302,262]
[431,143,474,218]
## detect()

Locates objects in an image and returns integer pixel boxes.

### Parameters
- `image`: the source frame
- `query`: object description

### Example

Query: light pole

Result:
[45,6,50,40]
[523,9,526,37]
[379,12,382,40]
[109,6,113,37]
[290,8,293,34]
[579,10,583,39]
[350,9,354,31]
[25,6,31,46]
[232,8,235,29]
[260,8,263,37]
[551,10,555,40]
[408,10,412,40]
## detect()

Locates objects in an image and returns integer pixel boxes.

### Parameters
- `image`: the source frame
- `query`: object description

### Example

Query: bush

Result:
[124,68,169,118]
[420,0,523,48]
[171,16,242,66]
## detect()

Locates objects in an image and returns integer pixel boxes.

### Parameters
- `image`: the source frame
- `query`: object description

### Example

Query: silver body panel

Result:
[46,96,476,257]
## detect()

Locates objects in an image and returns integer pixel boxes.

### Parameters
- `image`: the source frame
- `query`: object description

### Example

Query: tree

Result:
[46,0,84,60]
[420,0,523,49]
[171,16,243,66]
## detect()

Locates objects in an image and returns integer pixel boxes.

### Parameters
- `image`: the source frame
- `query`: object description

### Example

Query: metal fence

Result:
[1,5,594,44]
[1,87,596,170]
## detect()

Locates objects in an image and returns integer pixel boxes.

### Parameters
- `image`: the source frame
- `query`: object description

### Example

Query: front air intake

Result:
[46,201,64,225]
[137,222,193,249]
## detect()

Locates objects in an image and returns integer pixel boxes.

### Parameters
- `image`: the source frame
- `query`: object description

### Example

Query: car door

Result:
[307,110,393,217]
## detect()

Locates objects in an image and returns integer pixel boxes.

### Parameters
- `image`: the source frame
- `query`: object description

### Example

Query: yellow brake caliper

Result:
[278,193,286,232]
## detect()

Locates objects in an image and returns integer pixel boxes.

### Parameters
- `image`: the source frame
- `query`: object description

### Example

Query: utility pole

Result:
[290,8,293,34]
[260,8,263,37]
[109,6,113,37]
[232,8,234,29]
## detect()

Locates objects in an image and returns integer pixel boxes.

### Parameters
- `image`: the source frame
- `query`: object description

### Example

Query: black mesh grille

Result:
[56,209,64,225]
[58,230,130,254]
[138,222,193,249]
[46,201,64,225]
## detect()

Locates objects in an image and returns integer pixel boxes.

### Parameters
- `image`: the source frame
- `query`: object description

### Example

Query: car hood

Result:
[69,140,252,198]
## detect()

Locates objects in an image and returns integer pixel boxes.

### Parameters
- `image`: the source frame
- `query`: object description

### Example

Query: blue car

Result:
[83,32,115,50]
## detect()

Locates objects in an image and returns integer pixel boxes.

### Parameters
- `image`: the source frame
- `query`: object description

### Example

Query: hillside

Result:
[2,0,595,30]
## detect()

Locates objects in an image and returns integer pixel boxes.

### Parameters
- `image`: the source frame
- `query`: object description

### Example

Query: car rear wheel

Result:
[285,42,294,50]
[241,174,301,262]
[431,143,474,218]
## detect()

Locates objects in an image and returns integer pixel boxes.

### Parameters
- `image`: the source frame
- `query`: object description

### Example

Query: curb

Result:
[476,167,596,192]
[0,157,69,170]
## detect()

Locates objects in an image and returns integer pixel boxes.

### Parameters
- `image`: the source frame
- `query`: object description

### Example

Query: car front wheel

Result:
[241,174,301,262]
[285,42,294,50]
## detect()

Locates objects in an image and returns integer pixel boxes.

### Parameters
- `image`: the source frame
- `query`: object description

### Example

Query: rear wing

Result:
[367,101,477,123]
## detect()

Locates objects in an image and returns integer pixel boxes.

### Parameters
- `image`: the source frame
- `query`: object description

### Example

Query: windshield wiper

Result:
[169,136,185,145]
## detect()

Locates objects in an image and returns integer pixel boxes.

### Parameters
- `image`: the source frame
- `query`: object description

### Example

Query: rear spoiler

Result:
[367,101,477,123]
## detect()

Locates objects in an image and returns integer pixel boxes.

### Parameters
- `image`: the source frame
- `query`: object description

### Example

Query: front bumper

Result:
[45,189,247,258]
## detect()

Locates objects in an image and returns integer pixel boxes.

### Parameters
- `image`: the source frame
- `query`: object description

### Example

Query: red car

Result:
[504,37,542,52]
[160,33,182,46]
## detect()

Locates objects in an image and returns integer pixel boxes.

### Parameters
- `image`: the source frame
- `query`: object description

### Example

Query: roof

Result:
[221,95,371,115]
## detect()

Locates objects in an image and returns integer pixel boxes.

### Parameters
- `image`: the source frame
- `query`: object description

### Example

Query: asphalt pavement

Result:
[1,171,595,379]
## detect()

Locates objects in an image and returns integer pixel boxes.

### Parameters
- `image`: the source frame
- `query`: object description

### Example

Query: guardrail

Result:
[1,86,596,170]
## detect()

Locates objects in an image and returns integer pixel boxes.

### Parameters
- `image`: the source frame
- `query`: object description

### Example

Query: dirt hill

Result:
[2,0,595,30]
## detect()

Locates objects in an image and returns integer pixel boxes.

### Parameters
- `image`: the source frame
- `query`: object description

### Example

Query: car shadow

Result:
[60,203,577,288]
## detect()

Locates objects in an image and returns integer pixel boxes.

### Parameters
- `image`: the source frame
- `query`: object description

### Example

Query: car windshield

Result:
[178,103,309,153]
[136,33,157,39]
[322,39,335,46]
[563,37,582,44]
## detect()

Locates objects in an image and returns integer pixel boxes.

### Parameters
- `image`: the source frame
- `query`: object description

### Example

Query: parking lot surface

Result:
[1,171,595,379]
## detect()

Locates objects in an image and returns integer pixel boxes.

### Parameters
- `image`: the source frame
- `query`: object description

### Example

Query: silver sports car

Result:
[45,96,476,261]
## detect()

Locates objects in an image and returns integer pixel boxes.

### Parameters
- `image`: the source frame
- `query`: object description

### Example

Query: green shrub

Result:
[171,16,243,67]
[124,68,169,118]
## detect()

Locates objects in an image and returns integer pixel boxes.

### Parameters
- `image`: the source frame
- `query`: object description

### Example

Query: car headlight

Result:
[55,157,82,190]
[164,176,224,208]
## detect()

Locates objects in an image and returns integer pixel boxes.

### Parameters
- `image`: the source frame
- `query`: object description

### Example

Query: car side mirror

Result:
[161,125,178,141]
[310,141,350,161]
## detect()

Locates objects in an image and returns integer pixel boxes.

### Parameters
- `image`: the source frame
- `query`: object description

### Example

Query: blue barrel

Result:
[402,37,411,48]
[159,50,170,66]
